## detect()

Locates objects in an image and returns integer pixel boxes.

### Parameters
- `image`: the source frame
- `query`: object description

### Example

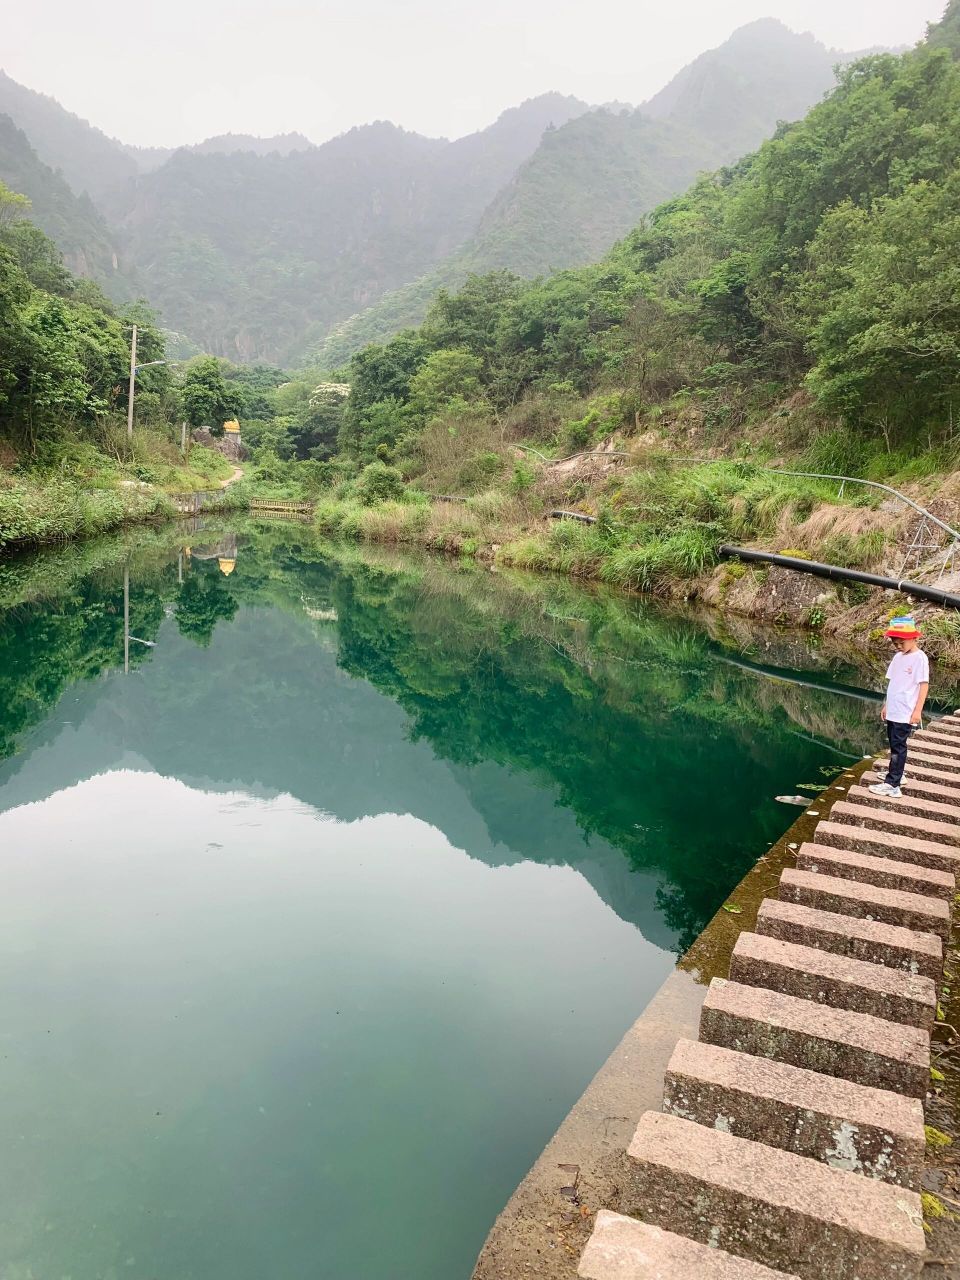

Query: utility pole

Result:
[126,324,138,441]
[181,421,188,457]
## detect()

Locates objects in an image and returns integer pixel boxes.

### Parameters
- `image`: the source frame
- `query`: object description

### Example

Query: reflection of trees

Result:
[0,580,163,760]
[324,558,880,944]
[175,573,238,647]
[0,524,894,950]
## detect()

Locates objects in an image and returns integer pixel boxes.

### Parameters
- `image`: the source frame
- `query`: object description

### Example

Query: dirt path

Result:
[219,465,244,489]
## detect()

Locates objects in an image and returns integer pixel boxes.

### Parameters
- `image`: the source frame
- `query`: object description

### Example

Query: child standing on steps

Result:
[870,615,929,799]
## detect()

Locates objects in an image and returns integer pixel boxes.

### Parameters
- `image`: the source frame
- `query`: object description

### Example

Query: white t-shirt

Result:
[885,649,930,723]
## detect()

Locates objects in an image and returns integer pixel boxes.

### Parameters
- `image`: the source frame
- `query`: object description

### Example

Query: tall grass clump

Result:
[0,475,173,549]
[545,518,605,575]
[600,527,717,592]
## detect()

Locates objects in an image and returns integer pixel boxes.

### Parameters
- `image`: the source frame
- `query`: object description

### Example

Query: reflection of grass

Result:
[0,524,168,611]
[316,536,885,757]
[0,519,899,955]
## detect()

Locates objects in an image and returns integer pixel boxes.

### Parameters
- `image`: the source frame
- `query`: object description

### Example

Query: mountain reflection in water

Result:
[0,521,894,1280]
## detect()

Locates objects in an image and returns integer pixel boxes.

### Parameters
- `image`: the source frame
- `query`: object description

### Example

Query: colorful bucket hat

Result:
[884,614,922,639]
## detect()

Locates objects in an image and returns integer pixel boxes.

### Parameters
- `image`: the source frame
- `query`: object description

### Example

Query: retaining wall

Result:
[570,719,960,1278]
[474,720,960,1278]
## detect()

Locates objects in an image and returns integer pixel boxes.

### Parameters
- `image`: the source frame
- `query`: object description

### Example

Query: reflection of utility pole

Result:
[123,564,157,672]
[178,550,184,584]
[124,566,130,674]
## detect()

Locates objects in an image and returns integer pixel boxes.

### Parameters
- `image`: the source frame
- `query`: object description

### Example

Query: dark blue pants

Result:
[886,720,913,787]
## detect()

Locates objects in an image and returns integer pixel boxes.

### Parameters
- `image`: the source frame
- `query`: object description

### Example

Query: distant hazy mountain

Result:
[120,93,590,362]
[0,19,889,365]
[190,131,314,157]
[0,113,128,287]
[465,110,719,275]
[0,71,137,219]
[314,19,852,367]
[123,132,315,173]
[641,18,840,159]
[0,73,583,350]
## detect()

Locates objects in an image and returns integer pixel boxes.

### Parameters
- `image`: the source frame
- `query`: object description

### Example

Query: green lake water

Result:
[0,520,910,1279]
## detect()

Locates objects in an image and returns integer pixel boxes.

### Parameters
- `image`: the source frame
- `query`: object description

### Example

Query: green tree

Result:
[348,331,428,416]
[181,355,239,434]
[806,178,960,441]
[0,179,30,228]
[407,348,484,420]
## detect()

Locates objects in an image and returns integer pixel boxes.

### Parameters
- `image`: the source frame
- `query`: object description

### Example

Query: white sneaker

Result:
[868,782,902,798]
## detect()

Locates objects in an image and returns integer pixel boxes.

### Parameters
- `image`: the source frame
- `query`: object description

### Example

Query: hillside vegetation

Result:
[297,7,960,630]
[1,22,855,363]
[314,20,859,365]
[3,4,960,658]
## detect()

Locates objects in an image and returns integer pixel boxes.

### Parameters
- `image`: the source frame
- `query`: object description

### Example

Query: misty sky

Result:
[3,0,946,147]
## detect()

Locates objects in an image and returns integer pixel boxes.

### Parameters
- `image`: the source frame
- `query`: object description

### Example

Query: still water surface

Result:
[0,522,898,1278]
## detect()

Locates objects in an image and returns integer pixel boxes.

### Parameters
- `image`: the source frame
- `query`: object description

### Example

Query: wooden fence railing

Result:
[171,490,234,513]
[249,499,315,513]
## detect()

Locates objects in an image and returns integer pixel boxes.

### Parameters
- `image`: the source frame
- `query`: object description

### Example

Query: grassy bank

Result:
[311,456,890,589]
[306,435,960,665]
[0,474,176,549]
[0,429,239,549]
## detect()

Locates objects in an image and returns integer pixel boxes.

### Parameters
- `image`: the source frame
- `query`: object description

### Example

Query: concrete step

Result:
[795,841,955,901]
[849,782,960,824]
[864,770,960,806]
[892,747,960,774]
[918,738,960,759]
[779,866,951,943]
[624,1111,925,1280]
[814,818,960,877]
[888,758,960,789]
[913,731,960,756]
[926,721,960,742]
[830,799,960,849]
[663,1037,923,1187]
[578,1212,800,1279]
[728,930,936,1030]
[700,977,930,1097]
[756,898,943,982]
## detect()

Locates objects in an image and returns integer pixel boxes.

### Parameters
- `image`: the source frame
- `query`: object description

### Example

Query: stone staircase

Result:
[576,715,960,1278]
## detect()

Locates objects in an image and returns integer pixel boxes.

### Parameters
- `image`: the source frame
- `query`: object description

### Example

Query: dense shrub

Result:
[355,461,406,506]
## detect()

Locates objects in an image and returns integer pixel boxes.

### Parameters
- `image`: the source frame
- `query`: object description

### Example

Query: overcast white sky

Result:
[2,0,946,147]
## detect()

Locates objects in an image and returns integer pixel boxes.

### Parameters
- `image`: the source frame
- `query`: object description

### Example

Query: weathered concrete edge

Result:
[469,767,868,1280]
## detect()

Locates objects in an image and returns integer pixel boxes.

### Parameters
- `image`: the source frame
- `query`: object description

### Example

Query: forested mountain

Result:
[0,115,127,287]
[120,94,589,363]
[314,20,856,366]
[0,72,138,219]
[0,20,889,366]
[644,18,845,159]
